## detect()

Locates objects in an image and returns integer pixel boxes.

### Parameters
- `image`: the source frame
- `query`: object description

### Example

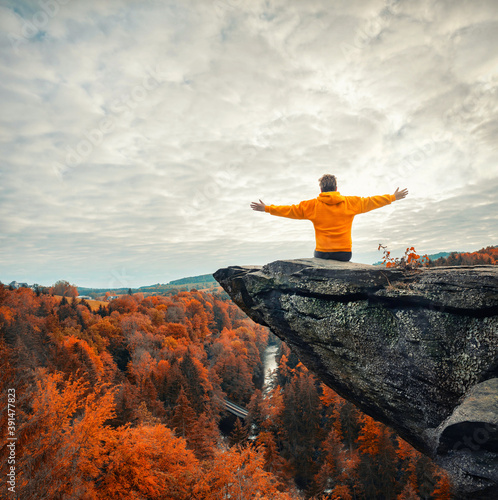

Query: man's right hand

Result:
[394,187,408,200]
[250,199,266,212]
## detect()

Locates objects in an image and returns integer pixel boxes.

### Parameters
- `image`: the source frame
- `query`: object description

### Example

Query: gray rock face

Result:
[213,259,498,499]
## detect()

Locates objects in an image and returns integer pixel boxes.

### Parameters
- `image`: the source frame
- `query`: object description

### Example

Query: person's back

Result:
[250,174,408,262]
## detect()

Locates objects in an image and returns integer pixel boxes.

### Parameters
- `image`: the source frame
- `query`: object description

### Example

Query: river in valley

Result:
[262,343,279,395]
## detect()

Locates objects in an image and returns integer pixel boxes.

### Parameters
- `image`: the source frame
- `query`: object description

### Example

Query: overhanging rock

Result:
[213,259,498,499]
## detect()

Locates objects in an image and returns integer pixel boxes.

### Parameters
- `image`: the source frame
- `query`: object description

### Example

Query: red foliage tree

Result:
[196,445,293,499]
[15,370,116,499]
[50,280,79,297]
[98,424,200,499]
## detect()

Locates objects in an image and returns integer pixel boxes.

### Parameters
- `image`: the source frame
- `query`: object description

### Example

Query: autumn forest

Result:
[0,274,461,500]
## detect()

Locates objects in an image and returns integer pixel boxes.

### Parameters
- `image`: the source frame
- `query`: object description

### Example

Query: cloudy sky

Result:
[1,0,497,288]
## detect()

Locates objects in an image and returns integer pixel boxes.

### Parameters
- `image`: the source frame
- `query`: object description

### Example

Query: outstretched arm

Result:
[394,187,408,200]
[251,199,310,219]
[355,187,408,214]
[250,199,266,212]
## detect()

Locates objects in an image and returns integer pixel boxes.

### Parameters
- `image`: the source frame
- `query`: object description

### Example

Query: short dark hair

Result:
[319,174,337,192]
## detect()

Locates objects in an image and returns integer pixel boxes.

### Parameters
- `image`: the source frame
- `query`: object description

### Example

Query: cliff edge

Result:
[213,259,498,499]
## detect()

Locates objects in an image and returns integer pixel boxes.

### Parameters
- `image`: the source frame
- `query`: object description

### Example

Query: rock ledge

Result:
[214,259,498,498]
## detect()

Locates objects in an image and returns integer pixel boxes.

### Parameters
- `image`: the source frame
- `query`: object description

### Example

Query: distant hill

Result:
[428,246,497,266]
[167,274,216,286]
[78,273,218,298]
[425,251,452,260]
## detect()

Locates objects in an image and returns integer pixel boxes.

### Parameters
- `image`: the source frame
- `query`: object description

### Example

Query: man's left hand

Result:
[394,187,408,200]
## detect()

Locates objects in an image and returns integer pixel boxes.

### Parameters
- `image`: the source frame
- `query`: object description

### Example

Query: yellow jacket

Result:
[265,191,396,252]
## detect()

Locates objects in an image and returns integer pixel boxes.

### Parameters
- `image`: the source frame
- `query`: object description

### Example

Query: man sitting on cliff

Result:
[250,174,408,262]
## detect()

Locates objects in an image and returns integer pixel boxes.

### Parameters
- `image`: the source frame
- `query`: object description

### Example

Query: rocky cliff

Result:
[213,259,498,499]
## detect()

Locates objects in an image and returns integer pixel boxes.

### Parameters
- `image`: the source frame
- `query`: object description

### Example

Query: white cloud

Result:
[1,0,497,286]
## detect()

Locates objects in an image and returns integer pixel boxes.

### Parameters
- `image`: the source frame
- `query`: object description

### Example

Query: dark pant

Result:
[314,250,352,262]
